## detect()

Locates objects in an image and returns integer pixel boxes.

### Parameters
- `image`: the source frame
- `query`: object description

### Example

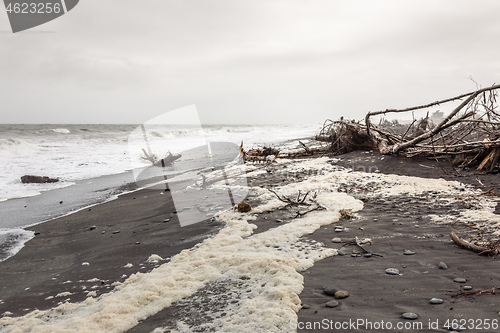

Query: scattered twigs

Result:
[337,237,383,257]
[268,189,326,217]
[452,286,499,298]
[268,189,313,206]
[295,204,326,218]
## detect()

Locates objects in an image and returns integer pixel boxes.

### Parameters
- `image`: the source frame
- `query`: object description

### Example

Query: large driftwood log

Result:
[21,175,59,183]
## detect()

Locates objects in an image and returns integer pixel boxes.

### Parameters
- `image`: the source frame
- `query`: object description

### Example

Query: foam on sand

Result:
[0,172,363,332]
[1,157,497,332]
[0,229,35,262]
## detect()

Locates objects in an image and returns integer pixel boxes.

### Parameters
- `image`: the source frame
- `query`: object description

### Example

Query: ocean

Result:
[0,123,321,261]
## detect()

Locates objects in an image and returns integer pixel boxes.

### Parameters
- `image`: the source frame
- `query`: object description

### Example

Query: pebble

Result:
[454,278,467,283]
[392,219,399,222]
[101,231,106,234]
[135,242,140,245]
[438,262,448,270]
[334,291,349,299]
[463,286,473,290]
[430,298,444,304]
[323,286,337,296]
[403,212,411,215]
[89,226,96,230]
[325,300,339,308]
[386,268,400,275]
[363,253,373,258]
[402,312,419,320]
[112,230,120,234]
[334,227,344,232]
[301,304,311,309]
[414,225,420,228]
[276,219,283,223]
[373,219,378,222]
[403,250,415,255]
[332,238,342,243]
[351,253,360,257]
[337,250,347,256]
[163,219,170,223]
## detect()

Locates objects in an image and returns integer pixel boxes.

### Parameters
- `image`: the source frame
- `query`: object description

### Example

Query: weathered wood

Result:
[477,149,495,170]
[21,175,59,183]
[450,231,488,253]
[365,84,500,136]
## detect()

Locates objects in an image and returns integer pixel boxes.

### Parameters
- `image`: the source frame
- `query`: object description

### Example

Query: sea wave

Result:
[0,138,40,156]
[35,128,71,135]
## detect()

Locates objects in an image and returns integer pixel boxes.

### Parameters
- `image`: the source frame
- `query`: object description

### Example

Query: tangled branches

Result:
[267,189,326,217]
[318,84,500,171]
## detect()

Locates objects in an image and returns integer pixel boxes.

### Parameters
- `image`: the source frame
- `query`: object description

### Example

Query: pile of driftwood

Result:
[242,145,280,163]
[242,141,328,163]
[317,84,500,171]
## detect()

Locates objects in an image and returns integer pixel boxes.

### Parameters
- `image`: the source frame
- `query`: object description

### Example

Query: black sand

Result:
[1,150,499,332]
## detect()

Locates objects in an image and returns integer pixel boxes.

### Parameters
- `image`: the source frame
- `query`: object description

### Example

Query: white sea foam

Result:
[0,138,40,156]
[50,128,71,134]
[0,229,35,262]
[3,155,495,332]
[0,167,361,332]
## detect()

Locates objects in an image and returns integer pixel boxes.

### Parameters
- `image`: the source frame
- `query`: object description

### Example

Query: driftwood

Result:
[317,84,500,170]
[337,237,383,257]
[267,189,326,217]
[242,144,280,163]
[21,175,59,183]
[450,231,487,253]
[450,231,500,256]
[452,286,499,298]
[141,149,181,166]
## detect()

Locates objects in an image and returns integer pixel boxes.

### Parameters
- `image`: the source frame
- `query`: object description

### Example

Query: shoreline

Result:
[1,148,499,332]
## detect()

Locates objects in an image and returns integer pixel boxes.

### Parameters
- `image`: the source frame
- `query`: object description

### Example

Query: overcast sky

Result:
[1,0,499,124]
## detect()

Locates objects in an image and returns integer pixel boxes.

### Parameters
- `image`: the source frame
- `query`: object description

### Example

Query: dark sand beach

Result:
[1,149,499,332]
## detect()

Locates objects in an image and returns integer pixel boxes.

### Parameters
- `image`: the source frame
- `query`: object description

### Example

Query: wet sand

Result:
[296,153,500,332]
[1,150,499,332]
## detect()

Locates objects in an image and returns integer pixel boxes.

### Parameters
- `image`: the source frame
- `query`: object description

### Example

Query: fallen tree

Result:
[317,84,500,171]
